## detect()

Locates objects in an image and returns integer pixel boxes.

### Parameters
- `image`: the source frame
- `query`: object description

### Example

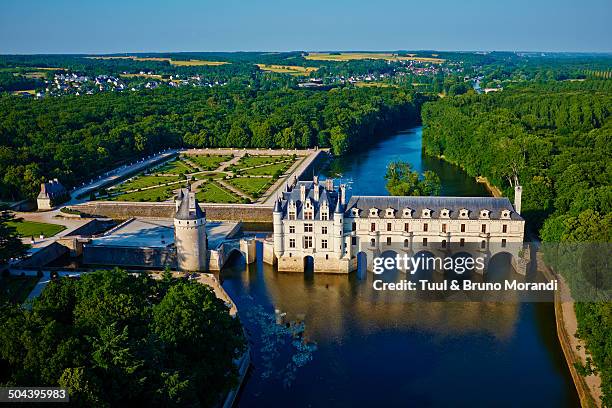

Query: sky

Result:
[1,0,610,54]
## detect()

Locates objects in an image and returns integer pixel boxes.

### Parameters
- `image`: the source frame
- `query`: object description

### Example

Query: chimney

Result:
[514,184,522,215]
[313,182,320,202]
[339,184,346,205]
[325,178,334,191]
[300,184,306,202]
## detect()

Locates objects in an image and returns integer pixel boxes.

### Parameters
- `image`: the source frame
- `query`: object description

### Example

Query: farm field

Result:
[195,182,240,203]
[187,154,232,170]
[304,52,445,63]
[7,220,66,238]
[227,177,273,198]
[256,64,318,76]
[87,56,229,66]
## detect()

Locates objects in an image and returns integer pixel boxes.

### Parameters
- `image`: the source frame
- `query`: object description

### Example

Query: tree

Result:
[384,161,441,196]
[0,209,27,265]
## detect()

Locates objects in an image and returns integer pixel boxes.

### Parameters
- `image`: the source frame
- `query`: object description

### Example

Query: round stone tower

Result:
[174,188,208,271]
[272,197,284,258]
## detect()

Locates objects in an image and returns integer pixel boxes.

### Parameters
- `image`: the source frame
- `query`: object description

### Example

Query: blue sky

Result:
[1,0,610,54]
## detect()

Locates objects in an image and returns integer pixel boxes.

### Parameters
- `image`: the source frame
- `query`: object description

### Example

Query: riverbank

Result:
[537,253,602,407]
[475,176,502,197]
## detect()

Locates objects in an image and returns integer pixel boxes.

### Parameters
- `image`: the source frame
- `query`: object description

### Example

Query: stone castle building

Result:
[264,177,526,274]
[37,178,69,210]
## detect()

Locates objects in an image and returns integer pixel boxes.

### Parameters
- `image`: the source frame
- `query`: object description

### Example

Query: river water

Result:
[222,126,579,407]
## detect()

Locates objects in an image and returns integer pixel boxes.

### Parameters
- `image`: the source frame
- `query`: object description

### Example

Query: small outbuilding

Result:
[37,178,69,210]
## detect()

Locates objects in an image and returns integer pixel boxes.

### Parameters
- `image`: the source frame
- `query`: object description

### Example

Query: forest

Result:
[0,269,246,407]
[0,86,423,201]
[421,79,611,405]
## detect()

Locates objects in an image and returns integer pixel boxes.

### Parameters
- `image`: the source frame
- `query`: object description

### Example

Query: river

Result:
[222,126,579,407]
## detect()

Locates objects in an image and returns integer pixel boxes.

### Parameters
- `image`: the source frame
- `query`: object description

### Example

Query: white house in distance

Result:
[264,177,526,274]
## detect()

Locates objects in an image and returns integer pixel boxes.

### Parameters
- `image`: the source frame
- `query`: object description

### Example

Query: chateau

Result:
[264,177,526,274]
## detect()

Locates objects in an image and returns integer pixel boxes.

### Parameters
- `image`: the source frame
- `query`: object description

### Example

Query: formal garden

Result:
[97,152,300,203]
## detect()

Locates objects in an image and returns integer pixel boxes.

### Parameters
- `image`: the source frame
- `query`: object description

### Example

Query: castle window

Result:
[481,224,487,233]
[352,208,360,217]
[386,237,391,245]
[289,226,295,234]
[289,239,296,248]
[386,208,395,217]
[352,222,357,231]
[304,236,313,249]
[321,213,328,221]
[370,223,376,232]
[442,224,447,233]
[370,238,376,247]
[351,236,357,246]
[459,209,469,219]
[304,223,313,233]
[387,223,392,232]
[501,210,511,219]
[289,211,296,220]
[404,239,409,247]
[502,224,507,233]
[422,209,431,218]
[461,224,465,232]
[322,226,328,234]
[423,223,428,232]
[423,238,428,246]
[304,211,313,220]
[369,208,379,217]
[441,239,447,248]
[502,239,507,248]
[481,240,486,249]
[403,208,412,218]
[460,238,465,247]
[404,223,409,232]
[321,239,328,249]
[441,209,450,218]
[480,210,490,219]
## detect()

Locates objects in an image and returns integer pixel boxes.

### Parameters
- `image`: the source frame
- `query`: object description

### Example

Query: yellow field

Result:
[12,89,36,95]
[86,56,230,66]
[256,64,318,76]
[354,81,395,88]
[305,52,445,64]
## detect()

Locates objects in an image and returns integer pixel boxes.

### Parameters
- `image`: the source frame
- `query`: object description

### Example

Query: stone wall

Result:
[71,202,274,222]
[82,245,177,268]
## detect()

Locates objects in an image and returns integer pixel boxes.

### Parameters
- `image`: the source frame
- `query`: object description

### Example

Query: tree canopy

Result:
[385,161,441,196]
[0,269,246,407]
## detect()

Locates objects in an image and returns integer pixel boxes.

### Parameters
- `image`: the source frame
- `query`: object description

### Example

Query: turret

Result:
[273,197,284,257]
[174,188,207,271]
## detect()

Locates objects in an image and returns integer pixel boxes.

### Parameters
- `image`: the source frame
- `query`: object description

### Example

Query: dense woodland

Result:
[0,86,422,200]
[421,80,611,405]
[0,269,246,407]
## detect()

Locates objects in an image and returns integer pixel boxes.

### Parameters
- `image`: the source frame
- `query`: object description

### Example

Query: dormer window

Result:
[402,208,413,218]
[288,200,296,220]
[385,208,395,217]
[479,210,490,219]
[440,208,450,218]
[501,210,511,220]
[459,209,469,219]
[320,201,329,221]
[351,208,360,217]
[369,208,379,217]
[421,208,432,218]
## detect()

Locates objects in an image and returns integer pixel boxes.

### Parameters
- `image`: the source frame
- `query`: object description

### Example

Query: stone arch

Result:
[303,255,314,273]
[410,250,436,280]
[486,251,516,281]
[447,251,479,281]
[356,251,368,278]
[223,248,247,269]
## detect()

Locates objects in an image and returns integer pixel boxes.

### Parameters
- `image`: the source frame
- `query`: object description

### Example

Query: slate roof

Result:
[345,196,523,220]
[174,188,205,220]
[38,179,67,199]
[278,181,341,220]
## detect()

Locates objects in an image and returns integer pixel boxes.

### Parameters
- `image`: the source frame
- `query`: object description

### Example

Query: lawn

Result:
[154,159,195,174]
[0,275,39,303]
[195,182,240,203]
[234,155,294,170]
[114,175,181,192]
[256,64,318,76]
[227,177,273,198]
[108,185,177,202]
[304,52,445,63]
[7,220,66,238]
[187,154,232,171]
[242,162,290,176]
